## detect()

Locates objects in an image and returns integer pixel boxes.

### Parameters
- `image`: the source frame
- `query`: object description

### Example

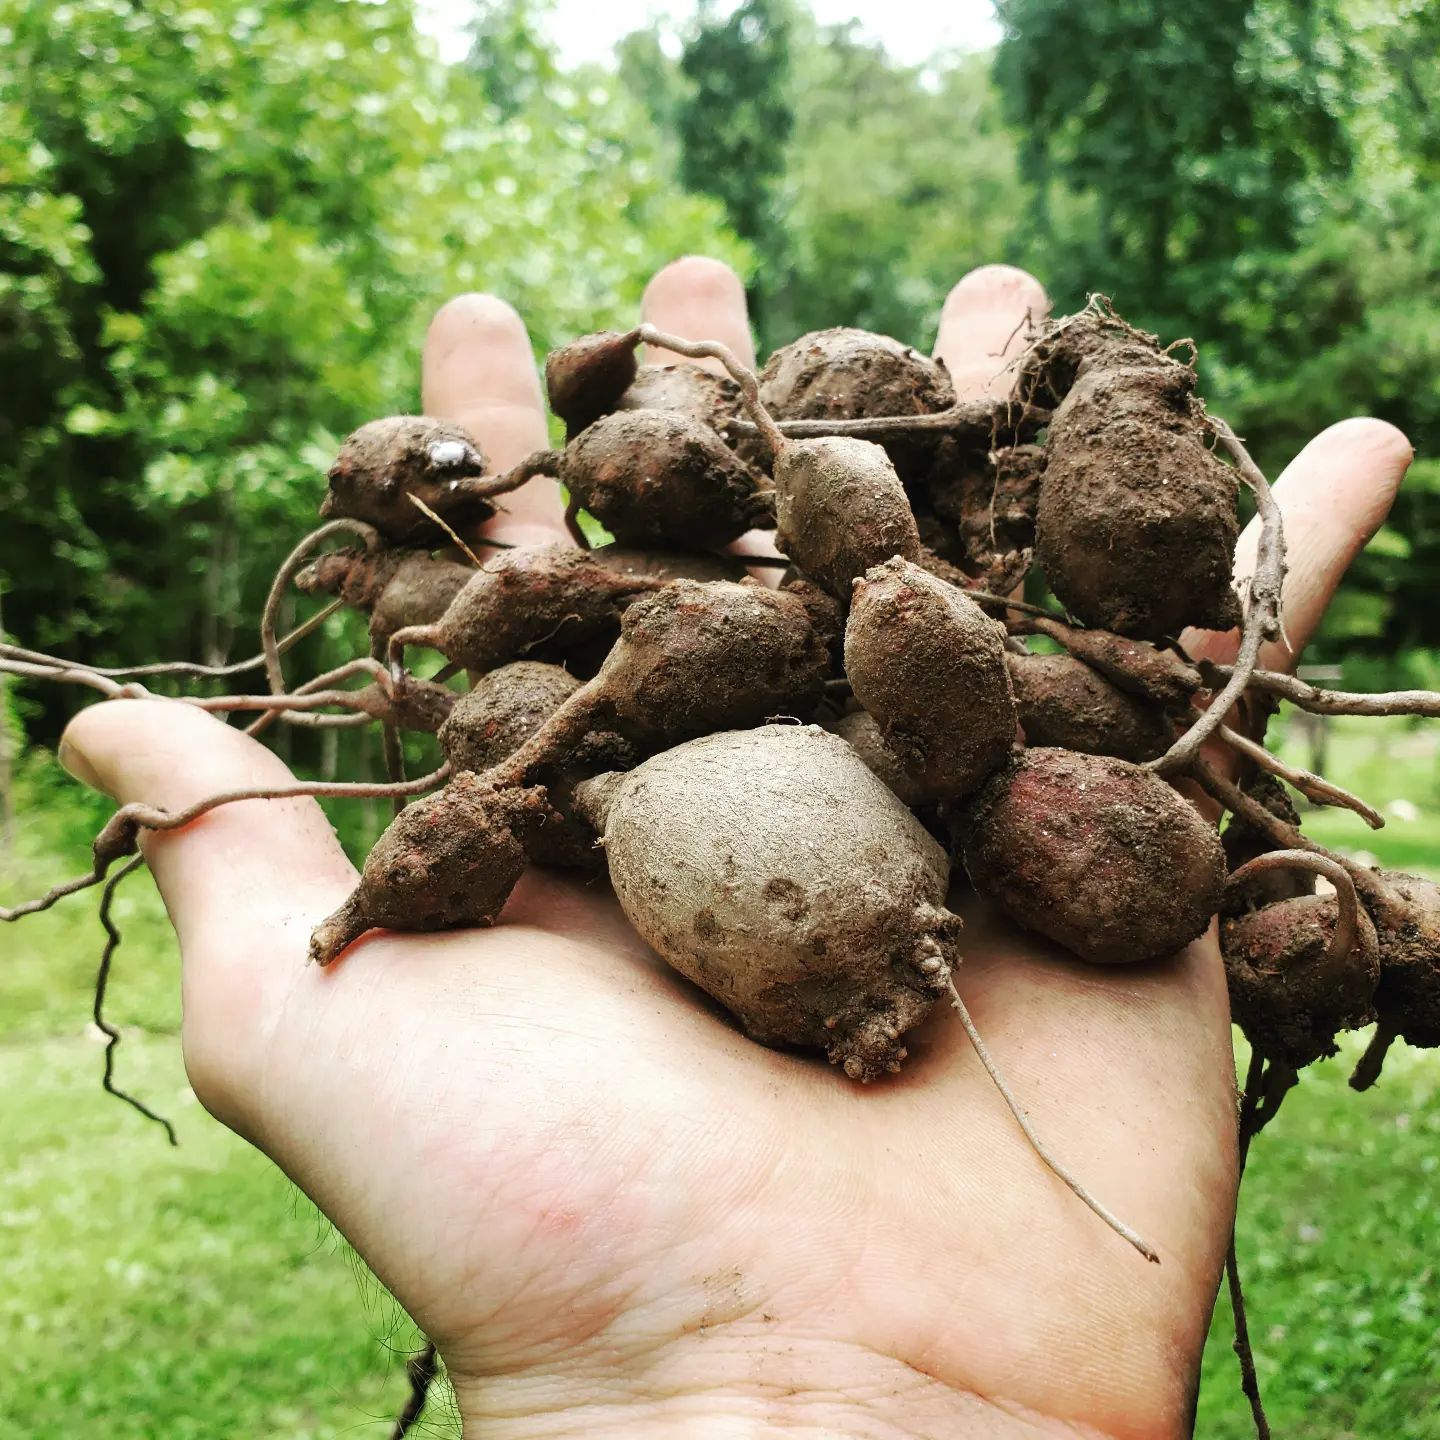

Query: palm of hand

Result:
[62,260,1412,1439]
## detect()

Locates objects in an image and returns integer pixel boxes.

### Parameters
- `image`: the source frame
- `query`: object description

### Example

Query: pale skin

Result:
[59,259,1414,1439]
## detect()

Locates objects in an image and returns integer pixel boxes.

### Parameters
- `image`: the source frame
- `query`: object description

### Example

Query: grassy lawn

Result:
[1,714,1437,1438]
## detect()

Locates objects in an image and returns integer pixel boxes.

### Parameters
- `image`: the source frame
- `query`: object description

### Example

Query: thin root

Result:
[0,601,344,682]
[945,979,1160,1264]
[260,519,382,702]
[94,855,179,1144]
[1218,723,1384,828]
[1350,1019,1397,1092]
[1225,850,1362,971]
[1206,661,1440,719]
[635,325,788,459]
[390,1340,439,1438]
[728,400,1050,444]
[1151,419,1285,777]
[2,765,451,922]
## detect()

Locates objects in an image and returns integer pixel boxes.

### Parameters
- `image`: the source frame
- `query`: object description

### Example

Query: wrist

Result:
[448,1330,1103,1440]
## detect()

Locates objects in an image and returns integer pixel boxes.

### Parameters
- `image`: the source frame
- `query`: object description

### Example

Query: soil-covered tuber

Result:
[845,557,1016,800]
[296,547,474,643]
[1223,893,1379,1068]
[1007,649,1172,762]
[1036,357,1242,639]
[560,409,770,549]
[391,543,666,676]
[545,329,640,436]
[575,724,958,1079]
[963,748,1226,965]
[619,362,744,436]
[438,662,635,867]
[771,436,921,599]
[321,416,492,543]
[309,777,548,965]
[759,327,956,485]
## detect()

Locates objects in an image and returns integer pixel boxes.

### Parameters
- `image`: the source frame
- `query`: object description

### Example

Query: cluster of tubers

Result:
[6,300,1440,1289]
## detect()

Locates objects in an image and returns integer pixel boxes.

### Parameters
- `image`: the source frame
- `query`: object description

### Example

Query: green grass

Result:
[0,765,459,1439]
[1,723,1437,1438]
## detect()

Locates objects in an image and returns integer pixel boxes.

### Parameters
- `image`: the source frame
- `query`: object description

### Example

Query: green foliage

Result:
[0,0,744,747]
[678,0,795,252]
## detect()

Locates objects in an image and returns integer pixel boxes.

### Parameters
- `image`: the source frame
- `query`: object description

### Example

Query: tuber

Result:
[962,748,1226,965]
[845,557,1016,801]
[560,409,770,549]
[575,723,957,1079]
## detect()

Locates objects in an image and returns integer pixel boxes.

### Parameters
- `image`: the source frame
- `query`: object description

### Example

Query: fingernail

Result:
[58,737,104,793]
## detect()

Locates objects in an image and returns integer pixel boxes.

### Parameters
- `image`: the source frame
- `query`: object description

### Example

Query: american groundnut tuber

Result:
[962,748,1226,965]
[575,723,958,1080]
[845,557,1017,801]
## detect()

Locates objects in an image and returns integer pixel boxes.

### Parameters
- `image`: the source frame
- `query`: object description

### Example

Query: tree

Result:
[675,0,795,325]
[0,0,745,744]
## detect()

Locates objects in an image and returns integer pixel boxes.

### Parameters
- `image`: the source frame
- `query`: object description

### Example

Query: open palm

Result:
[61,259,1413,1439]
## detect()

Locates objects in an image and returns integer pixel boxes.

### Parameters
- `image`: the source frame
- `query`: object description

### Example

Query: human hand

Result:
[59,258,1413,1439]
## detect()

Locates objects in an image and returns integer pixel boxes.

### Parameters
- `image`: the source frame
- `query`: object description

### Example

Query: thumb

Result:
[60,698,355,1022]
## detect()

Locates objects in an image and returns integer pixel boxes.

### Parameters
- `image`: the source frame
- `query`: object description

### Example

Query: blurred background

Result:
[1,1,1437,1435]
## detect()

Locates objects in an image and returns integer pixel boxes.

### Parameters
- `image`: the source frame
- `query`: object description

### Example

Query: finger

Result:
[641,255,756,373]
[422,293,566,546]
[59,699,355,1082]
[639,255,779,579]
[933,264,1050,402]
[1185,417,1414,674]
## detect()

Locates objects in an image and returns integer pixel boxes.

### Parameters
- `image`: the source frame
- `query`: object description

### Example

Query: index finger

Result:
[421,294,568,546]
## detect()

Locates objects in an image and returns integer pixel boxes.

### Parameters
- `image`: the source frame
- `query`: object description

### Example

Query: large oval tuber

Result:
[845,557,1016,801]
[576,724,958,1079]
[1036,359,1241,639]
[962,748,1226,965]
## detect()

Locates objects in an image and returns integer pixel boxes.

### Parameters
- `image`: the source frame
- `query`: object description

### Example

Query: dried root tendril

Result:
[1225,850,1363,972]
[1151,418,1285,778]
[635,324,787,458]
[1350,1020,1398,1092]
[1217,725,1384,829]
[1206,661,1440,719]
[1,766,451,922]
[728,400,1050,443]
[95,855,179,1145]
[260,519,383,701]
[945,979,1160,1264]
[0,599,345,681]
[390,1341,439,1438]
[1228,1051,1273,1440]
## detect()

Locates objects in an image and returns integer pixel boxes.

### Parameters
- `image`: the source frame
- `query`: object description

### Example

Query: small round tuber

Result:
[1007,649,1172,762]
[1223,893,1379,1068]
[544,329,640,436]
[962,748,1226,965]
[320,416,491,543]
[560,409,769,549]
